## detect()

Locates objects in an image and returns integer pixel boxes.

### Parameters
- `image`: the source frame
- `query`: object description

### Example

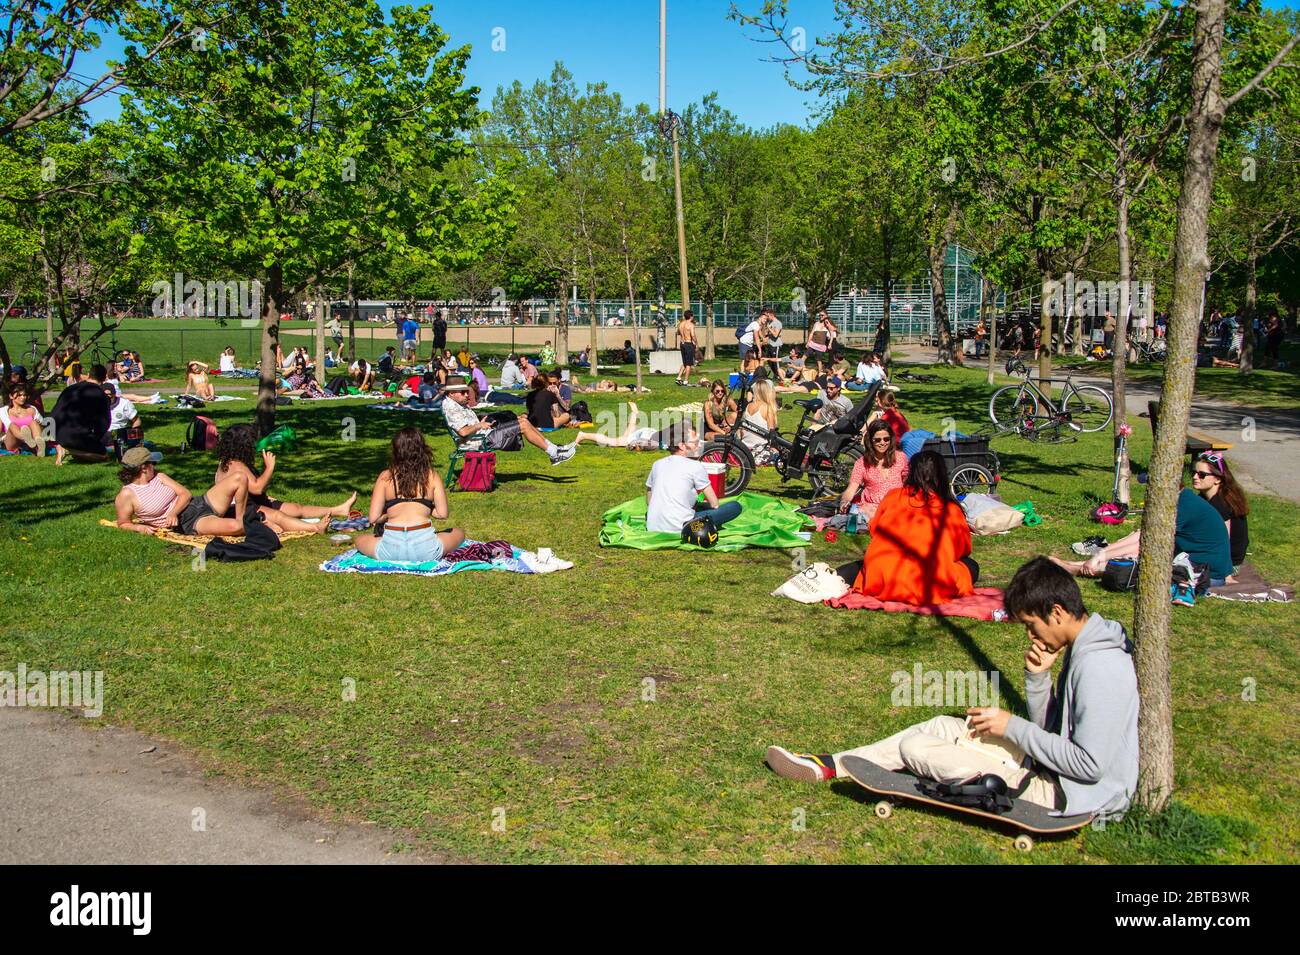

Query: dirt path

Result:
[0,707,446,864]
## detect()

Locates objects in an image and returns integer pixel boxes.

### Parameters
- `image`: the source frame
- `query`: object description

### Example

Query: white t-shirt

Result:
[220,354,236,372]
[740,321,761,347]
[109,398,137,431]
[858,363,885,384]
[441,396,480,434]
[646,454,710,533]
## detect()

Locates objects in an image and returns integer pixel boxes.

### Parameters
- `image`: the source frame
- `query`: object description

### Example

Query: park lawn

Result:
[1,362,1296,864]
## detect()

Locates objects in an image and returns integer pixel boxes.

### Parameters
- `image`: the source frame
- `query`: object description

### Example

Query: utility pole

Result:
[660,0,692,354]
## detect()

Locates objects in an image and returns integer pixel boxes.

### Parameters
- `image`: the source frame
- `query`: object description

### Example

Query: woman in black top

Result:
[354,427,463,562]
[525,375,570,430]
[1192,451,1249,566]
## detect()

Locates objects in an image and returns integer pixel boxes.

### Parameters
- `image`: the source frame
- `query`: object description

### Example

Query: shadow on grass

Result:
[1083,800,1256,864]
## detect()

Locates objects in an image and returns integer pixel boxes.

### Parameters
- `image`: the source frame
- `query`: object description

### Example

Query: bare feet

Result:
[333,491,358,517]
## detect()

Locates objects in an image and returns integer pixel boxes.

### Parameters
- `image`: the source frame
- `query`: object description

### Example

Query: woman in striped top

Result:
[114,446,250,537]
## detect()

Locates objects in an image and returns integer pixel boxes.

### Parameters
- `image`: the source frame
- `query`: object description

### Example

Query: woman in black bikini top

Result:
[355,426,465,563]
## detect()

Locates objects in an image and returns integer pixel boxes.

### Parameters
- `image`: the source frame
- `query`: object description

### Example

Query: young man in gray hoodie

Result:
[766,557,1139,817]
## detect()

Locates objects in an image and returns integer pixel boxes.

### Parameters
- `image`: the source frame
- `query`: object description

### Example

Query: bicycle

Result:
[988,359,1113,442]
[699,379,883,499]
[1130,336,1166,363]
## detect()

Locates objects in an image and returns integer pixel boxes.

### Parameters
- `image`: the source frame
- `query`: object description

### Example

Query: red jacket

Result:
[854,487,974,604]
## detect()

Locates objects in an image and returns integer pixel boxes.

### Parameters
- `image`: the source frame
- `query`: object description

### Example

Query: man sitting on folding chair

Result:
[440,382,577,466]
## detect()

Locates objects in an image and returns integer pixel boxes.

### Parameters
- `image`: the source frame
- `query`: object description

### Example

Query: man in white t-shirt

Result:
[103,385,139,432]
[441,383,575,464]
[739,314,766,374]
[645,422,742,535]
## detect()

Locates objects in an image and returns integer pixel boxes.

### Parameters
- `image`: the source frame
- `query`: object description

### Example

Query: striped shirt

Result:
[127,475,178,527]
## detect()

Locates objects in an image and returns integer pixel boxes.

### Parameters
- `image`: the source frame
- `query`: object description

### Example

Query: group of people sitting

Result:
[4,361,149,465]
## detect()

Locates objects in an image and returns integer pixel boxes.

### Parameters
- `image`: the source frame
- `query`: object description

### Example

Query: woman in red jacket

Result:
[840,450,977,605]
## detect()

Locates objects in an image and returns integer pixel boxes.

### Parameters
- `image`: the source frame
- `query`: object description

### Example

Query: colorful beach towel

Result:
[599,491,812,552]
[826,587,1009,622]
[319,539,570,576]
[98,517,316,547]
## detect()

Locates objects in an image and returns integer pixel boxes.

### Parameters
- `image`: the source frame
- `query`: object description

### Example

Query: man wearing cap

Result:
[441,381,576,465]
[645,422,742,535]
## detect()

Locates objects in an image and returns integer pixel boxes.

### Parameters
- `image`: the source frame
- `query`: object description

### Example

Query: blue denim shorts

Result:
[375,525,444,563]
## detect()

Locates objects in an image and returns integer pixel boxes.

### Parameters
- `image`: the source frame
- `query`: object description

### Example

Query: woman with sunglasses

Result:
[838,420,909,522]
[1192,452,1249,567]
[703,380,737,439]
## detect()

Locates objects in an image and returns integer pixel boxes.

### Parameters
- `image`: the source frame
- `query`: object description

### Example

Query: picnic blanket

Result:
[826,587,1009,622]
[599,491,812,551]
[98,518,316,547]
[320,539,571,576]
[1208,563,1293,603]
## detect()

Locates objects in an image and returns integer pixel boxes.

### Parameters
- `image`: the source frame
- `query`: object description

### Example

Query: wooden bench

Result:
[1147,401,1233,457]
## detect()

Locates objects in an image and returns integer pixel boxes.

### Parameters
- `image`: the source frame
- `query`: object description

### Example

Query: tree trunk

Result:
[256,265,284,436]
[930,241,960,365]
[587,282,599,368]
[1112,179,1133,505]
[984,278,997,386]
[704,278,716,361]
[1239,246,1257,374]
[1038,265,1053,382]
[557,281,570,365]
[313,292,324,378]
[346,264,356,362]
[626,268,643,395]
[1135,0,1228,813]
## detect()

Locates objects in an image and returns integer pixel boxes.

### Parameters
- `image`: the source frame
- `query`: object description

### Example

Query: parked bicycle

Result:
[1129,336,1167,363]
[988,359,1112,442]
[699,379,884,498]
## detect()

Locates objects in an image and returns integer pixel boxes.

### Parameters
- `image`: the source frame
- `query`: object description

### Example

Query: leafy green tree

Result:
[118,0,510,432]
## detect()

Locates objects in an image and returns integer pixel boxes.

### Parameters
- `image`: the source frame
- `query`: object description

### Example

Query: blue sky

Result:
[72,1,1298,130]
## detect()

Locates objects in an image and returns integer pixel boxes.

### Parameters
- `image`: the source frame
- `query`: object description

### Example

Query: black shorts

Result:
[680,342,697,366]
[226,494,282,519]
[177,494,217,535]
[485,414,522,452]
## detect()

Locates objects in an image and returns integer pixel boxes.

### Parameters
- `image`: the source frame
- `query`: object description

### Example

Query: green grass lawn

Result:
[1,360,1296,863]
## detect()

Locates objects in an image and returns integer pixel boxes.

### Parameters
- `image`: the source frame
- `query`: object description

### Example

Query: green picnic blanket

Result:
[599,491,812,552]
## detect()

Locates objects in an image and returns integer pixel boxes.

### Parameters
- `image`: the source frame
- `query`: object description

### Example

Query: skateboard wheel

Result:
[1014,834,1034,853]
[874,800,893,819]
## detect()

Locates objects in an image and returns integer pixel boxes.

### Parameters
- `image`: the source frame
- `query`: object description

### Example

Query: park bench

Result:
[1146,400,1233,458]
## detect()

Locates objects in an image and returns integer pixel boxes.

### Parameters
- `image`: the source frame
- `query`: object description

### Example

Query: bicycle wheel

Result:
[989,386,1038,432]
[809,444,861,498]
[699,440,756,497]
[1062,385,1113,433]
[950,463,995,499]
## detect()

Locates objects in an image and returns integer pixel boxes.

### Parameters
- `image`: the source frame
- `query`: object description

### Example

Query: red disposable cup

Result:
[824,530,839,543]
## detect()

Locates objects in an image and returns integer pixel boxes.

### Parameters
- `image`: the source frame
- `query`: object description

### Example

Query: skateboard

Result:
[840,755,1093,852]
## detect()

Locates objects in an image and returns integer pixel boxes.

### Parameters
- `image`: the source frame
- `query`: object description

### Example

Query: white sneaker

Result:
[550,444,577,465]
[518,550,574,573]
[765,746,835,783]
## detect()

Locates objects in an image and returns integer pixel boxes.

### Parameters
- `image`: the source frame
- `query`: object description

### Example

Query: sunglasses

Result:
[871,436,892,444]
[1192,470,1216,479]
[1197,451,1225,474]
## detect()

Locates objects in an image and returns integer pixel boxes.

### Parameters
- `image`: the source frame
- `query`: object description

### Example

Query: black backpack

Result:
[570,400,592,424]
[203,511,282,562]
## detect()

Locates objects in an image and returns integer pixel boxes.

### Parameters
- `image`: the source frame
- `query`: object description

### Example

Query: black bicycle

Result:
[698,379,883,499]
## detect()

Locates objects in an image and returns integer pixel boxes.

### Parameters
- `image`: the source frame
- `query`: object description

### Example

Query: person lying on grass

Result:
[767,556,1139,818]
[184,361,216,401]
[566,402,674,452]
[834,450,977,605]
[2,382,47,456]
[441,382,576,465]
[115,446,251,537]
[1050,479,1235,585]
[354,427,464,563]
[213,424,354,535]
[645,421,741,534]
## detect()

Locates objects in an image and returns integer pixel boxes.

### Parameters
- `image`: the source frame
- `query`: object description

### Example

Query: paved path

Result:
[892,344,1300,503]
[0,708,443,864]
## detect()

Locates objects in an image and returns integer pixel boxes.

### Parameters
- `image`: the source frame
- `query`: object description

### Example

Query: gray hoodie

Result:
[1004,613,1139,816]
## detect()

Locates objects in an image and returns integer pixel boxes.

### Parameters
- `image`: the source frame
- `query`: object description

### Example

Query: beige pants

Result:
[833,715,1064,810]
